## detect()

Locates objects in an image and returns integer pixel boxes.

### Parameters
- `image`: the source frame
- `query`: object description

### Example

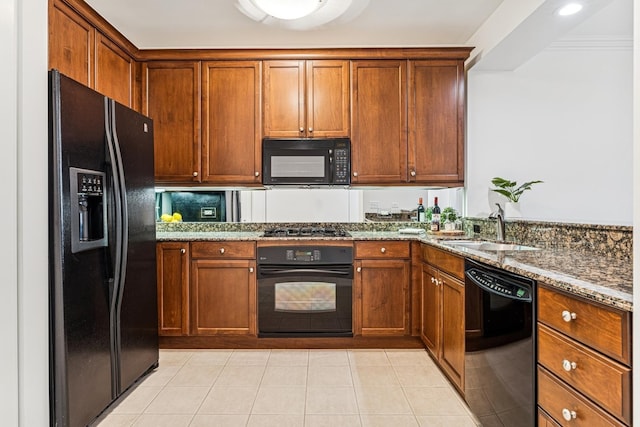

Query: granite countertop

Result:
[156,229,633,312]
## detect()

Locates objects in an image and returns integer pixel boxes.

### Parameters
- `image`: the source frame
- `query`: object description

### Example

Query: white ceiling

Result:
[84,0,631,69]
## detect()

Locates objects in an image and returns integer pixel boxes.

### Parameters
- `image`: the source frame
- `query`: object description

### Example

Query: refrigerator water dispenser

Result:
[70,167,108,253]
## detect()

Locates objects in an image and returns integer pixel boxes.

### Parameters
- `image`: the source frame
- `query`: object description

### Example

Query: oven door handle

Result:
[259,268,351,276]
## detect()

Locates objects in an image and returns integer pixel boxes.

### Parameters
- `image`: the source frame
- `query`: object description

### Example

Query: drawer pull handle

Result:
[249,267,254,273]
[562,408,577,421]
[562,359,577,371]
[219,248,225,254]
[356,267,362,273]
[180,248,186,254]
[561,310,577,322]
[380,247,386,253]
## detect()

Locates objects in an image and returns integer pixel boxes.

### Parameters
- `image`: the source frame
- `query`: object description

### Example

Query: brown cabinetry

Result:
[202,61,262,184]
[190,242,256,335]
[354,241,410,336]
[142,61,202,183]
[350,60,407,184]
[49,0,134,108]
[263,60,349,138]
[408,60,465,185]
[419,244,465,391]
[94,33,134,108]
[49,0,94,87]
[537,285,632,426]
[156,242,190,336]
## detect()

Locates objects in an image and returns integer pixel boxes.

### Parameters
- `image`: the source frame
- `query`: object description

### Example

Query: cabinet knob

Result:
[438,279,443,286]
[356,267,362,273]
[561,310,577,322]
[561,408,577,421]
[562,359,577,372]
[308,127,313,133]
[255,171,260,177]
[353,172,358,177]
[380,247,386,253]
[410,170,416,177]
[219,248,225,254]
[431,277,436,284]
[180,248,186,254]
[193,171,198,177]
[299,127,304,132]
[249,267,254,273]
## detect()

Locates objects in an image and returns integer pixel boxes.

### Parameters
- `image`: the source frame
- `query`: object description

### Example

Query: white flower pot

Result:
[504,202,522,218]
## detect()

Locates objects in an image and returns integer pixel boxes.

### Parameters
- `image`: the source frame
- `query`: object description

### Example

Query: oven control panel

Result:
[258,246,353,265]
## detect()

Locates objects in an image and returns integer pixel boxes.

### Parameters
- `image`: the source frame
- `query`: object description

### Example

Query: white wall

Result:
[467,43,632,224]
[6,0,49,425]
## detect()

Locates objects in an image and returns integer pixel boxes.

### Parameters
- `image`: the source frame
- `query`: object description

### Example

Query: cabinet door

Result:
[409,60,465,184]
[355,259,410,336]
[202,61,262,184]
[350,60,407,184]
[440,271,465,391]
[263,60,305,138]
[49,0,94,87]
[191,259,256,335]
[420,263,440,356]
[306,60,350,137]
[156,242,189,336]
[142,61,201,183]
[95,33,134,108]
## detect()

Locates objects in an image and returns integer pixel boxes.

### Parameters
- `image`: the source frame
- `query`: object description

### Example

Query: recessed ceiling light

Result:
[557,3,583,16]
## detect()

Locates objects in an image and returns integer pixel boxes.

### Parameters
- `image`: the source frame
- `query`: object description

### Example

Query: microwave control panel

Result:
[334,147,350,184]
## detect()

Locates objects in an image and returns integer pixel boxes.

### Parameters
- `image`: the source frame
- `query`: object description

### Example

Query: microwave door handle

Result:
[329,150,334,183]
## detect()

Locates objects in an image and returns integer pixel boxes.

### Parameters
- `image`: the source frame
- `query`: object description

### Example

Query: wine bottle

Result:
[431,197,441,232]
[417,197,426,222]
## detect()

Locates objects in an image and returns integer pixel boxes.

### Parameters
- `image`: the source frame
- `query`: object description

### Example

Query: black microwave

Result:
[262,138,351,185]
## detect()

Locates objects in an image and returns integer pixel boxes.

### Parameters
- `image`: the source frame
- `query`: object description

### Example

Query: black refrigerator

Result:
[48,70,159,427]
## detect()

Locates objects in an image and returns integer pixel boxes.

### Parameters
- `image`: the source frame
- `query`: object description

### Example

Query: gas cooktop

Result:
[262,227,350,238]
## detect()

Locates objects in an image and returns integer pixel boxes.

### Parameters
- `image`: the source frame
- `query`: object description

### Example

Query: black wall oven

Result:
[257,245,353,337]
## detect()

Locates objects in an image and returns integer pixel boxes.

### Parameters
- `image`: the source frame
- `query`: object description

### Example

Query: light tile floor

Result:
[97,349,480,427]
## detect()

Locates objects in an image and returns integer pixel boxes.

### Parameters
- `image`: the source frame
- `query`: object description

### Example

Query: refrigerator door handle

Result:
[104,98,125,396]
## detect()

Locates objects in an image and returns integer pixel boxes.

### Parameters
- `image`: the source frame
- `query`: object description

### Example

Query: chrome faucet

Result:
[489,203,505,241]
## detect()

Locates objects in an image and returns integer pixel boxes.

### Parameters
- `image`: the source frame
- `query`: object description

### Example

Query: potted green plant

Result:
[490,177,543,217]
[440,207,459,230]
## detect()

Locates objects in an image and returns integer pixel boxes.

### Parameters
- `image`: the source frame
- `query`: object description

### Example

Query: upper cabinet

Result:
[94,33,134,108]
[263,60,350,138]
[350,60,408,184]
[142,61,202,183]
[49,0,135,108]
[202,61,262,184]
[408,60,465,185]
[49,0,94,87]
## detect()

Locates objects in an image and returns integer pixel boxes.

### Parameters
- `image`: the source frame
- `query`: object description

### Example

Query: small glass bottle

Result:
[417,198,426,223]
[431,197,441,232]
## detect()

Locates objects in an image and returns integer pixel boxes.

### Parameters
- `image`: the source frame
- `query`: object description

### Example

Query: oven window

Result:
[275,282,336,313]
[271,156,325,178]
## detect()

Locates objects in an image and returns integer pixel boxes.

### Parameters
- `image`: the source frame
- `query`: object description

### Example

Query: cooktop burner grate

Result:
[262,227,350,238]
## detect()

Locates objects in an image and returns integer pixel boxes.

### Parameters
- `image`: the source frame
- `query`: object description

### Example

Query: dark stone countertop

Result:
[156,230,632,312]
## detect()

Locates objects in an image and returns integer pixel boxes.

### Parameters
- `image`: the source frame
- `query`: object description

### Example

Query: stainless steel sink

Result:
[442,240,540,252]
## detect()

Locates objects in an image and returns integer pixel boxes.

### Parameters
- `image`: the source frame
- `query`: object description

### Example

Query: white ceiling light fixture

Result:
[253,0,324,20]
[236,0,370,30]
[557,3,584,16]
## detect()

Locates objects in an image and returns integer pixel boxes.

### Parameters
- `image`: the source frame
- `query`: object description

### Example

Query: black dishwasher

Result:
[464,259,536,427]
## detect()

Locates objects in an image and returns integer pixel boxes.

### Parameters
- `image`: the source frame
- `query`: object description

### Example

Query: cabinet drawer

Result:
[538,286,631,364]
[354,241,410,259]
[538,367,626,427]
[538,324,631,424]
[420,244,464,280]
[191,241,256,259]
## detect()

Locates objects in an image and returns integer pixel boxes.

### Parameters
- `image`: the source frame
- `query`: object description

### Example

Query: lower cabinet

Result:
[354,241,411,336]
[419,244,465,392]
[156,242,190,336]
[537,284,632,426]
[190,242,257,335]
